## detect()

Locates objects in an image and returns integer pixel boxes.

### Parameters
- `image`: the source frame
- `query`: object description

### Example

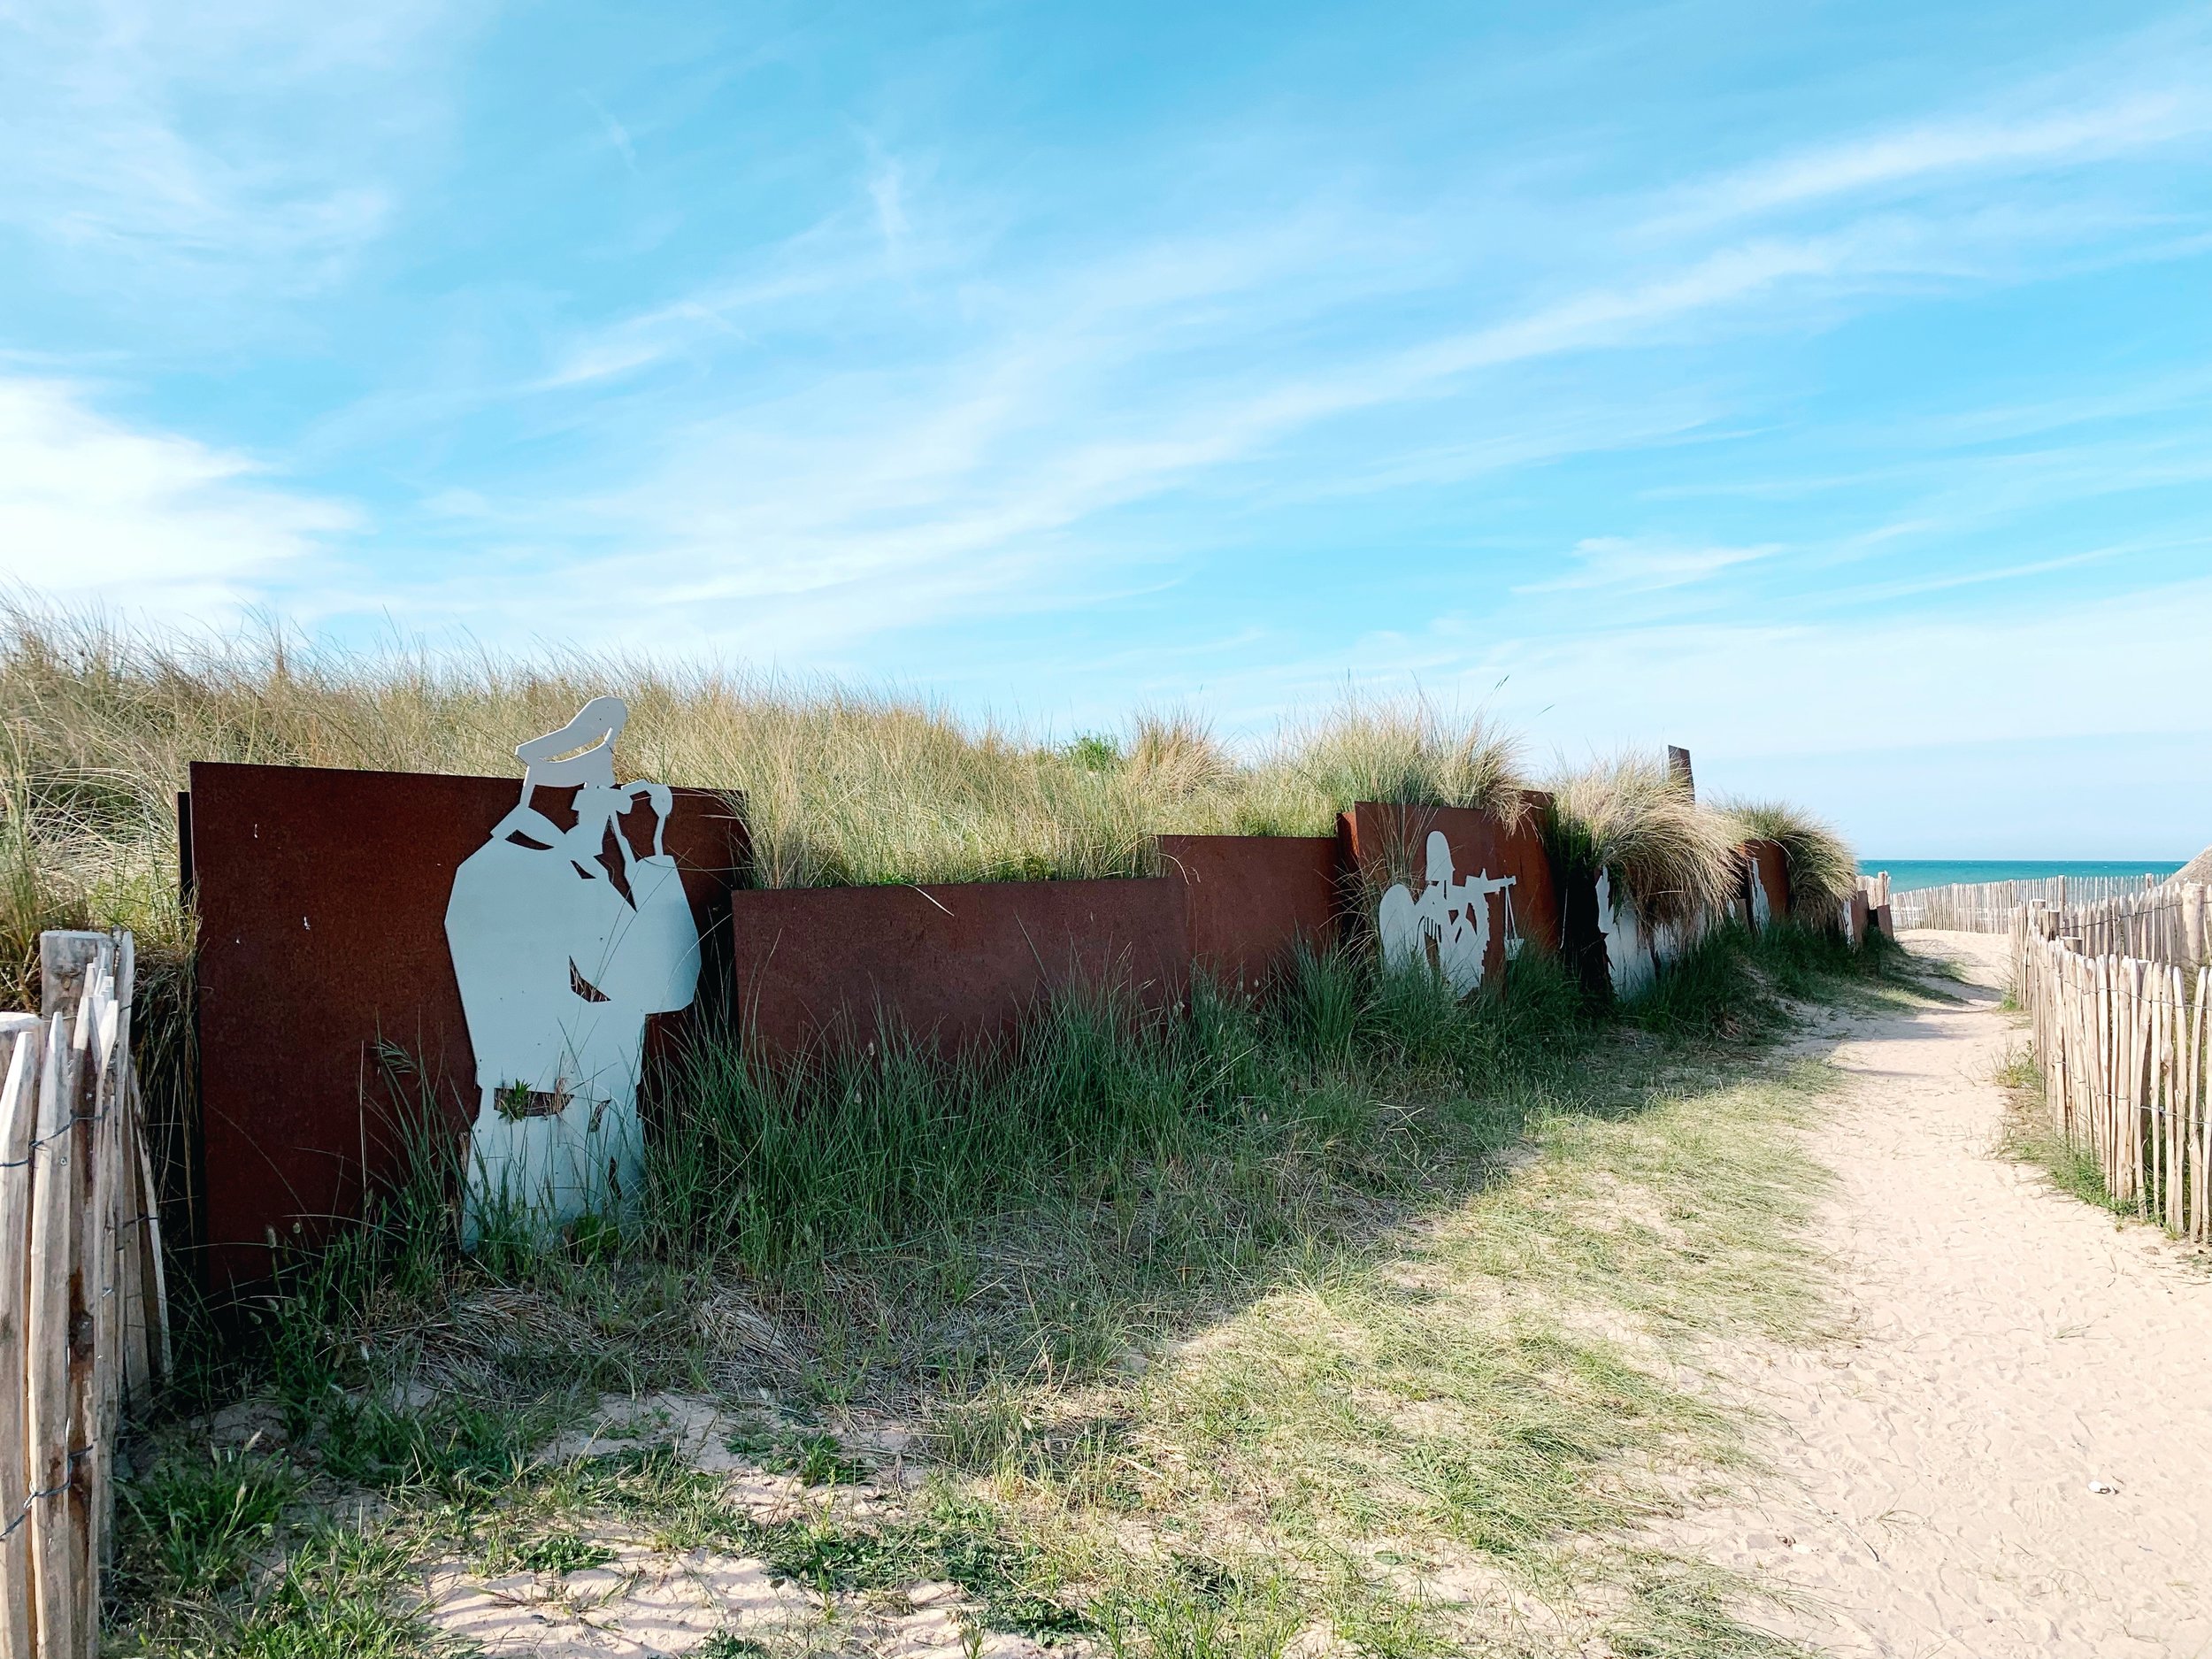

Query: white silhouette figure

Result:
[1594,866,1657,995]
[1378,830,1518,995]
[445,697,701,1240]
[1748,865,1772,930]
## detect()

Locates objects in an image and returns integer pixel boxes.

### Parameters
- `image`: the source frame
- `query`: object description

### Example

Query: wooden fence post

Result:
[26,1012,76,1659]
[5,932,146,1659]
[1,1018,41,1659]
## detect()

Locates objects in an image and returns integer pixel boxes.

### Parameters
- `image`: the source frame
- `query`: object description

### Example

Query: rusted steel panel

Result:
[1156,833,1340,991]
[730,877,1189,1056]
[188,762,743,1291]
[1747,840,1791,922]
[1338,799,1560,982]
[1717,841,1796,932]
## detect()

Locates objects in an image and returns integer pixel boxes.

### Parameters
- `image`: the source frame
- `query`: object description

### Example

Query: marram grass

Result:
[1717,796,1859,928]
[0,603,1522,931]
[1545,752,1742,929]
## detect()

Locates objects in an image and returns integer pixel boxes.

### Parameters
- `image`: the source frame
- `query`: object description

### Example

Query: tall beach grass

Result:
[1717,797,1860,927]
[0,603,1528,927]
[1544,751,1740,930]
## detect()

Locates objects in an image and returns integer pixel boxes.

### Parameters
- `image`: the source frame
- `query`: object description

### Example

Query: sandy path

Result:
[1666,930,2212,1659]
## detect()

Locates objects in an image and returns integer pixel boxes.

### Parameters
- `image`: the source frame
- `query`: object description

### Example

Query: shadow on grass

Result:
[125,922,1910,1658]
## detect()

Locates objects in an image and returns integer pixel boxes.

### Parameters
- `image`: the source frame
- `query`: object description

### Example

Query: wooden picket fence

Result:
[2062,883,2208,965]
[2014,909,2212,1240]
[1893,872,2161,933]
[1,933,168,1659]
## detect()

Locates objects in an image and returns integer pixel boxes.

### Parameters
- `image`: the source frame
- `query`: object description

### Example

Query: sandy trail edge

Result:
[1659,931,2212,1659]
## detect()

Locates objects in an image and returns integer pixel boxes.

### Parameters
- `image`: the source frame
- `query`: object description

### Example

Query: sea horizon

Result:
[1863,858,2186,893]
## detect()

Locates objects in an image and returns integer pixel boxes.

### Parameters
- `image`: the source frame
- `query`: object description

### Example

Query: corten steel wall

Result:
[188,762,746,1290]
[728,877,1191,1056]
[1337,799,1561,981]
[1750,840,1791,921]
[191,766,1849,1286]
[1740,840,1791,926]
[1156,833,1340,991]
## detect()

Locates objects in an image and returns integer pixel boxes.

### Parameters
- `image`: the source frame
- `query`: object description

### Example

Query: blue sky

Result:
[4,1,2210,858]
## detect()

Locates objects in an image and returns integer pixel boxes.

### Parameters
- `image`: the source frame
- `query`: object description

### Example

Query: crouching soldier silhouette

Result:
[1378,829,1518,996]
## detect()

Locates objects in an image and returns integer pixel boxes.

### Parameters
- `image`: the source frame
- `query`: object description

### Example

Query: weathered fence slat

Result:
[27,1013,75,1659]
[1900,873,2178,936]
[1,932,154,1659]
[2017,914,2212,1245]
[1,1024,39,1659]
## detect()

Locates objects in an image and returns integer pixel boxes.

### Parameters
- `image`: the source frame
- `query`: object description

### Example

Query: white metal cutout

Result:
[1378,829,1517,995]
[445,697,701,1240]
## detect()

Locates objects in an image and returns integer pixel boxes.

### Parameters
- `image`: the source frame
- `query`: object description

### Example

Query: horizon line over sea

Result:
[1863,859,2185,894]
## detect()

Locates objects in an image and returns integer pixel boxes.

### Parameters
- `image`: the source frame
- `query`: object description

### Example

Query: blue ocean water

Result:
[1865,859,2185,893]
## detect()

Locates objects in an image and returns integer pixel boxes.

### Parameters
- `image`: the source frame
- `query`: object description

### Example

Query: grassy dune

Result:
[0,603,1530,951]
[0,603,1885,1656]
[0,603,1855,954]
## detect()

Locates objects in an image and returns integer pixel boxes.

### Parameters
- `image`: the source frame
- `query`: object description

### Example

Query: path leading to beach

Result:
[1667,930,2212,1659]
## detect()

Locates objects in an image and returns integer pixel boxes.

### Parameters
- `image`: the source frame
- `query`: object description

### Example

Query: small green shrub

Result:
[312,1395,534,1497]
[732,1498,1087,1636]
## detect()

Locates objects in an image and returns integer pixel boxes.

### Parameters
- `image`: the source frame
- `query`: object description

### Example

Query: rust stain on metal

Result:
[730,876,1190,1057]
[1156,833,1339,993]
[1744,839,1792,923]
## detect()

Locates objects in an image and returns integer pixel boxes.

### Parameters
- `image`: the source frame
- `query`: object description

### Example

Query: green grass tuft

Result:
[119,1444,299,1597]
[503,1530,615,1576]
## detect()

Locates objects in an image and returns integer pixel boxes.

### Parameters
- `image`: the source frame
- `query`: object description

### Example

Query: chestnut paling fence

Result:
[0,933,169,1659]
[1894,872,2164,933]
[2013,902,2212,1241]
[2057,884,2211,965]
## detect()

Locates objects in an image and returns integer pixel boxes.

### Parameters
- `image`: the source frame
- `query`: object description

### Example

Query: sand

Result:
[1665,930,2212,1657]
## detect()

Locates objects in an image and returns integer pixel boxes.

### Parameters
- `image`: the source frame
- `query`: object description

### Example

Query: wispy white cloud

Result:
[0,377,355,603]
[0,0,467,295]
[480,206,2082,655]
[508,117,2181,633]
[1180,571,2212,769]
[1660,90,2208,233]
[580,90,641,175]
[1650,13,2212,235]
[1517,536,1778,594]
[867,154,910,262]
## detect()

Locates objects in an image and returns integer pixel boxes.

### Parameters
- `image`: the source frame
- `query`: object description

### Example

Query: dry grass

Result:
[1545,754,1742,929]
[1717,799,1858,929]
[0,603,1525,923]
